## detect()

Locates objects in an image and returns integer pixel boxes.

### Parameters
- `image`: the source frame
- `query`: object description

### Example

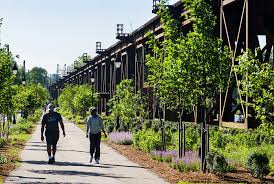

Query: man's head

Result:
[89,107,97,116]
[48,104,54,112]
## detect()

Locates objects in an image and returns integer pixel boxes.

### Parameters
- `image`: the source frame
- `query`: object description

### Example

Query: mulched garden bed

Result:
[0,140,25,181]
[105,141,274,184]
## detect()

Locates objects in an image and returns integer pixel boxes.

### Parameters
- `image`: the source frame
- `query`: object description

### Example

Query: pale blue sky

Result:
[0,0,177,73]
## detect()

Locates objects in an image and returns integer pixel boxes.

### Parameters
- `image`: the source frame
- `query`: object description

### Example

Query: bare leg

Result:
[52,145,57,157]
[47,145,52,157]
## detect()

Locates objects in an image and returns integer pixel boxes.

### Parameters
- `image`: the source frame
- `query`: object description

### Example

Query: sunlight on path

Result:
[5,121,169,184]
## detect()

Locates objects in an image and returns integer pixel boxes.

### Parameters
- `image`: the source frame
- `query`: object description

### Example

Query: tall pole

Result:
[201,107,206,172]
[245,0,249,129]
[0,18,3,48]
[219,0,223,127]
[23,60,26,84]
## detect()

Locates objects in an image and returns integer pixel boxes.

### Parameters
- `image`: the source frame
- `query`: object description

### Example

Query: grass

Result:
[0,128,35,183]
[177,182,208,184]
[220,144,274,167]
[0,133,32,183]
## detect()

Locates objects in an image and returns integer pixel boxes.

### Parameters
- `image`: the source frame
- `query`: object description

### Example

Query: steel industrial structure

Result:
[51,0,274,129]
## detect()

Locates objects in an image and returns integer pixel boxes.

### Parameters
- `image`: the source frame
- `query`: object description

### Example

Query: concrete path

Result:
[5,120,169,184]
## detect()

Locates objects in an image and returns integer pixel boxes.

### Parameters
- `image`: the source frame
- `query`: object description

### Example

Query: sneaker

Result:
[95,159,99,164]
[52,157,55,163]
[48,158,53,164]
[89,157,93,163]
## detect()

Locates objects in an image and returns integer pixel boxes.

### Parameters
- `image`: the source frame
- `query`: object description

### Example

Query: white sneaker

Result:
[95,159,99,164]
[89,157,93,163]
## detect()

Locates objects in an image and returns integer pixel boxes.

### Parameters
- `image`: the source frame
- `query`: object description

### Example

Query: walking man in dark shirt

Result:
[86,107,107,164]
[41,104,66,164]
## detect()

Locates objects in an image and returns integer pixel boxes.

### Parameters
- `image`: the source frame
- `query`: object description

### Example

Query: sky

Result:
[0,0,178,74]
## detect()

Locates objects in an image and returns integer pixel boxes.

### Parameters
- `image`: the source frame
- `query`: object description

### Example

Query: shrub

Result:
[74,115,84,124]
[109,132,133,145]
[133,129,162,152]
[0,154,8,164]
[151,150,177,163]
[206,152,229,176]
[270,155,274,172]
[10,121,33,134]
[106,122,115,133]
[0,138,7,148]
[185,125,200,151]
[247,152,270,178]
[143,120,152,129]
[27,109,42,123]
[170,151,200,172]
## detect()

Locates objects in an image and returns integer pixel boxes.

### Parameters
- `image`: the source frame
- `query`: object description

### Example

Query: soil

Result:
[105,141,274,184]
[0,140,25,182]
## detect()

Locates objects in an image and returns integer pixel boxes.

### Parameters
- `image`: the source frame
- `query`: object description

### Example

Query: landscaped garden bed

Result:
[106,140,274,184]
[0,110,42,183]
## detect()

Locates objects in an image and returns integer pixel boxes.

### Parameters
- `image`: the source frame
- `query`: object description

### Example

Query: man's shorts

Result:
[45,131,59,146]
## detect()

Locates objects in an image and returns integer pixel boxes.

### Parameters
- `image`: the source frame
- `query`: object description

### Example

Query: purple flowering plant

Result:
[151,150,177,163]
[151,150,200,172]
[109,132,133,145]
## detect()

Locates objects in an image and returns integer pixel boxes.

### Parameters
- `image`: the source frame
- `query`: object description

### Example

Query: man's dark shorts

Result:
[45,131,59,146]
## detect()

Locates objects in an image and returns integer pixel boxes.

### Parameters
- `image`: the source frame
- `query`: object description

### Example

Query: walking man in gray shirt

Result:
[86,107,107,164]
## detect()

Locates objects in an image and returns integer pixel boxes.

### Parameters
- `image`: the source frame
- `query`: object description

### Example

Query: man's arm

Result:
[99,117,107,137]
[59,116,66,137]
[86,117,90,138]
[41,115,46,141]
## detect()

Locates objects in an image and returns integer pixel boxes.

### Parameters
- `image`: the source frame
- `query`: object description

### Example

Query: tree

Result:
[58,84,77,114]
[12,84,49,117]
[72,85,98,117]
[28,67,48,87]
[235,50,274,124]
[108,79,146,132]
[73,54,92,69]
[146,0,231,167]
[0,47,16,116]
[58,84,99,117]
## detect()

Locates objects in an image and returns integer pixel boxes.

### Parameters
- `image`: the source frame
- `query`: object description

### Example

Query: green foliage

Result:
[247,152,270,178]
[0,138,7,148]
[27,109,42,123]
[210,124,274,150]
[28,67,48,87]
[58,84,77,113]
[170,161,200,173]
[73,54,91,69]
[9,119,34,134]
[101,114,115,133]
[108,79,146,132]
[73,85,98,116]
[235,50,274,124]
[133,129,162,152]
[146,0,231,117]
[58,84,98,117]
[12,84,49,117]
[206,152,230,176]
[177,182,194,184]
[0,47,16,116]
[0,154,8,164]
[270,155,274,173]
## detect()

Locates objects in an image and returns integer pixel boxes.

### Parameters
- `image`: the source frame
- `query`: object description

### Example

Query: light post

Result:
[90,73,95,106]
[12,57,26,123]
[114,54,121,86]
[12,64,18,75]
[114,56,122,68]
[22,60,26,85]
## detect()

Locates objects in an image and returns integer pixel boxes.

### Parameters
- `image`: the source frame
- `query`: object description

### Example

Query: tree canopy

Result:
[28,67,48,87]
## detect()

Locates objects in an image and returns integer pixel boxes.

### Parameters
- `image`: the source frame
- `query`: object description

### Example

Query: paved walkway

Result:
[5,120,169,184]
